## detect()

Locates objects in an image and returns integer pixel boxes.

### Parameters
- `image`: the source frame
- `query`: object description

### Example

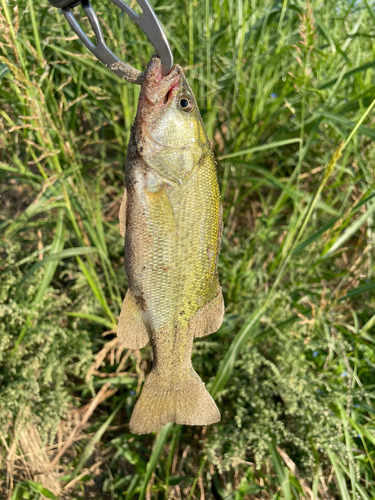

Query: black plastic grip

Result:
[47,0,81,8]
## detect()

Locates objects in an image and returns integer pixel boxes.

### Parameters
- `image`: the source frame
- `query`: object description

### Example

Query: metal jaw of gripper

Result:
[47,0,174,84]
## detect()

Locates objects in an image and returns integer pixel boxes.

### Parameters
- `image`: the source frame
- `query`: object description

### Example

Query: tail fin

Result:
[129,369,220,435]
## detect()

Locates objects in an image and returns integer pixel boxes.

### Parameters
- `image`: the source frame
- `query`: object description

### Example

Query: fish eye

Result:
[178,95,194,113]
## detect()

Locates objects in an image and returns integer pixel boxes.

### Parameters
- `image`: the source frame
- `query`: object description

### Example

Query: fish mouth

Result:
[144,55,181,106]
[163,81,179,105]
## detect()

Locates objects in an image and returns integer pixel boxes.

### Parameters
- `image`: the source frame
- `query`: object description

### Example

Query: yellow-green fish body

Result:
[118,56,224,434]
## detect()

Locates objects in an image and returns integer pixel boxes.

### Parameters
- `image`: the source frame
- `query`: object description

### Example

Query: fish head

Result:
[135,55,209,185]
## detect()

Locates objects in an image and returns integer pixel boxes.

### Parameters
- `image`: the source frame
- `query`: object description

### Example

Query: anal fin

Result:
[117,289,149,349]
[191,287,224,338]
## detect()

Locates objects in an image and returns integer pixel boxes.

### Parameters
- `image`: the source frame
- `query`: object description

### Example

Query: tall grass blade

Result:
[66,313,117,330]
[34,210,65,304]
[218,138,301,160]
[209,308,263,399]
[268,440,291,500]
[71,400,124,478]
[19,247,98,288]
[324,196,375,257]
[327,450,351,500]
[138,423,174,500]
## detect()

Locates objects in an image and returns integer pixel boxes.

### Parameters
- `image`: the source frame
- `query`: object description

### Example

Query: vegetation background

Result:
[1,0,375,497]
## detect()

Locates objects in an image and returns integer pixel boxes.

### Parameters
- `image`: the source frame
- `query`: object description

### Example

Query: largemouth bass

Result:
[118,55,224,435]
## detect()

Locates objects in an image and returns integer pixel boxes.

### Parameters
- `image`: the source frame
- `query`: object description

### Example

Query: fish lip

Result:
[145,54,163,83]
[144,56,181,106]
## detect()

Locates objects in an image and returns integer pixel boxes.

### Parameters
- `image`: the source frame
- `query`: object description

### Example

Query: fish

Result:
[117,55,224,435]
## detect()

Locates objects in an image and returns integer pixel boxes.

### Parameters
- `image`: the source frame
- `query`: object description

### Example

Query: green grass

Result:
[1,0,375,497]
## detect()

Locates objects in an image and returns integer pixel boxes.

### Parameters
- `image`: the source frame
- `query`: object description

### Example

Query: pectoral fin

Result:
[119,188,127,238]
[117,289,149,349]
[191,287,224,338]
